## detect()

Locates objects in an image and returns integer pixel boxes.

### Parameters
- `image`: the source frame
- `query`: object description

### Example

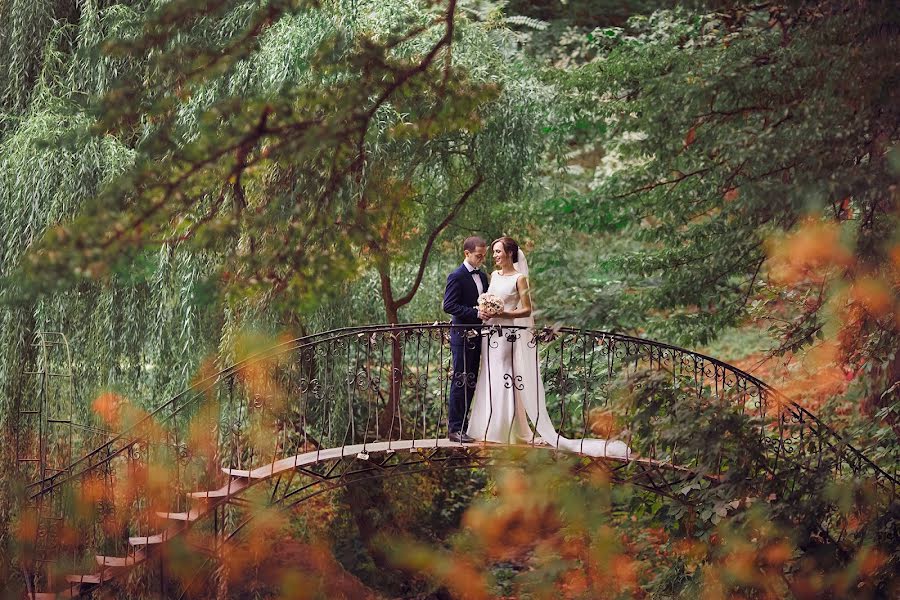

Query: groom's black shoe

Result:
[448,431,475,444]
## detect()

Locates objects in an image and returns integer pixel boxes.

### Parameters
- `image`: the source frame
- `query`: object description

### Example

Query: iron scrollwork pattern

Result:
[503,373,524,391]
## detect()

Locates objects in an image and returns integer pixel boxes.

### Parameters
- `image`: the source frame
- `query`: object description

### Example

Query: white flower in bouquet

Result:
[477,293,503,316]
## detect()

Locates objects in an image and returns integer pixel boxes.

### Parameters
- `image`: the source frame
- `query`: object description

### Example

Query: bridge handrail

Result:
[27,322,899,498]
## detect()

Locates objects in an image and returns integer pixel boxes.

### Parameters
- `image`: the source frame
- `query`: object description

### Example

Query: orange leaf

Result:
[92,392,122,427]
[766,219,853,284]
[850,276,893,318]
[684,126,697,147]
[888,244,900,277]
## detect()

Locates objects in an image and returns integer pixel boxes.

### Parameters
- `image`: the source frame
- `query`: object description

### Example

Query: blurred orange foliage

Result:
[767,219,853,285]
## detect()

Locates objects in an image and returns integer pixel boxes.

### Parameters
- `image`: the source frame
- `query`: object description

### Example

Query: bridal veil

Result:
[510,249,631,459]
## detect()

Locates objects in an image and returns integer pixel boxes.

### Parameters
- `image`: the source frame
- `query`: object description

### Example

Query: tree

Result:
[548,2,898,429]
[0,0,562,593]
[499,3,899,592]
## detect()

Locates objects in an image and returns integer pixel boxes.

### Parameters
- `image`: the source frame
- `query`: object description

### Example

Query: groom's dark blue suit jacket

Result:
[443,264,488,345]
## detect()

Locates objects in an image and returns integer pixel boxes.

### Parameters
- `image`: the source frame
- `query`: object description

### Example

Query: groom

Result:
[443,236,489,443]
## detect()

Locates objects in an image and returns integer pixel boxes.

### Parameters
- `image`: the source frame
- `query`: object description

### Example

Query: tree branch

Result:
[100,107,278,250]
[352,0,460,169]
[394,174,484,309]
[738,256,765,312]
[610,167,713,200]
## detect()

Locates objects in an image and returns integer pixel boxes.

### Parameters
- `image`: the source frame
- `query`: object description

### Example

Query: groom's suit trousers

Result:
[448,336,481,434]
[443,264,487,434]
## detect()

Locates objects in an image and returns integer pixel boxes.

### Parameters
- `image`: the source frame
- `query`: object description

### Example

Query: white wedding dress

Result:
[466,253,631,459]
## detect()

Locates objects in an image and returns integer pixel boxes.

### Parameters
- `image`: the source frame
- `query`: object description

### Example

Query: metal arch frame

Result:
[69,441,711,600]
[175,443,706,599]
[19,323,899,599]
[17,332,77,600]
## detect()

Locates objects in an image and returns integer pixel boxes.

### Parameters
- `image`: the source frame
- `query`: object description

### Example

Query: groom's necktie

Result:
[467,267,484,294]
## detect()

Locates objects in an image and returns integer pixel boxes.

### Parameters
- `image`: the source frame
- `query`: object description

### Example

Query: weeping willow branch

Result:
[395,174,484,309]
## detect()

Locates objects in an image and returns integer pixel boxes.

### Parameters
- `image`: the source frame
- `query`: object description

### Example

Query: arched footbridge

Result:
[16,324,897,598]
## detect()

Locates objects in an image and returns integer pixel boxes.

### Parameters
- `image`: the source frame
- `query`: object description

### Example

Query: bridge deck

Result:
[194,438,637,498]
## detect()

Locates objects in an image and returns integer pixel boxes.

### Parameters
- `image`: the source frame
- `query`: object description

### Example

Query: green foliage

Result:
[543,4,898,347]
[1,1,897,597]
[0,3,557,590]
[0,0,558,409]
[331,466,488,597]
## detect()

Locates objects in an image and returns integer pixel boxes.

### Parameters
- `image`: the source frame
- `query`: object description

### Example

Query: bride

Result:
[465,237,631,459]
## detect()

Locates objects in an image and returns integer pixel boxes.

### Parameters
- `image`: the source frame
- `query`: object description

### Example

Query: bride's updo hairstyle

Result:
[492,236,519,263]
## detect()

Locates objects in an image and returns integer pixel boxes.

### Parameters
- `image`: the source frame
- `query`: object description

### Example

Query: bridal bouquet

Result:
[477,293,503,316]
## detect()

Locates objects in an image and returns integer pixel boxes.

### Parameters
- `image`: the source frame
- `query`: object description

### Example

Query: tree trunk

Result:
[378,269,403,439]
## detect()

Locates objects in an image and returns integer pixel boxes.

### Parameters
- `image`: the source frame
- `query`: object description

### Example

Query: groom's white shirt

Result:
[463,260,484,295]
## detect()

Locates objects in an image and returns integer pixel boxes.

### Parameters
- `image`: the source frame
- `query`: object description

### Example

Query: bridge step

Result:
[129,531,170,546]
[95,552,145,568]
[188,478,250,499]
[31,586,83,599]
[221,467,264,479]
[65,572,109,584]
[155,509,202,522]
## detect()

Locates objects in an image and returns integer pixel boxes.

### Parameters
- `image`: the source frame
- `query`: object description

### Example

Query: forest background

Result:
[0,0,898,597]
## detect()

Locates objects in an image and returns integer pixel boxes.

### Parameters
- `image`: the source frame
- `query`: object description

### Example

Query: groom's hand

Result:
[477,310,490,321]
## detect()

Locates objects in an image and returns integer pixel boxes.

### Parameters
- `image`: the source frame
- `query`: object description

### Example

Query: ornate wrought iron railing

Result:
[18,323,898,598]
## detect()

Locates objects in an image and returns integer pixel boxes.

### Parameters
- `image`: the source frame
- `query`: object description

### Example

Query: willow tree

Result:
[2,0,557,411]
[0,0,560,591]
